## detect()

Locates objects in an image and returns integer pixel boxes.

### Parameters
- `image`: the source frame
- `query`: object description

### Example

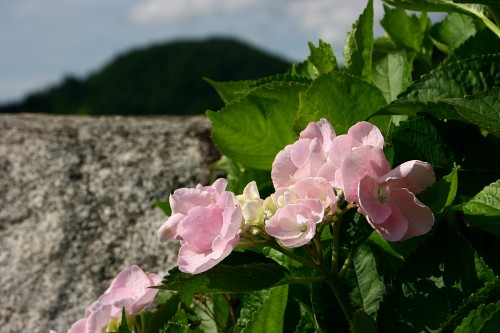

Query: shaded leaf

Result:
[158,251,292,293]
[463,180,500,236]
[399,53,500,104]
[454,300,500,333]
[351,311,378,333]
[350,244,385,318]
[234,285,288,333]
[444,88,500,138]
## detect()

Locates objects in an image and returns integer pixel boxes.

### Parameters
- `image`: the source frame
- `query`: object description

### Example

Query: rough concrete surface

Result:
[0,114,219,332]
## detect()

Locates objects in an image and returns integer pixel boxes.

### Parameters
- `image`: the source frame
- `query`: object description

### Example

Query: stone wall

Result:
[0,114,219,332]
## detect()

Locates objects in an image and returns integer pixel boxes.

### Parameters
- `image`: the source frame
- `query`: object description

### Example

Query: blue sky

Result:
[0,0,391,103]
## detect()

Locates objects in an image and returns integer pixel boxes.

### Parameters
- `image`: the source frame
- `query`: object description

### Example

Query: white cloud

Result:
[128,0,261,24]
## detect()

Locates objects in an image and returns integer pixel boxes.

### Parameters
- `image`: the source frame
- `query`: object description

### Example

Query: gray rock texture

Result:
[0,114,219,333]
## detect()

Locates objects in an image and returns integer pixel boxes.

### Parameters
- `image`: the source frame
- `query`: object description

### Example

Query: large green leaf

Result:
[440,278,500,332]
[372,51,412,102]
[208,81,309,170]
[234,285,289,333]
[399,53,500,104]
[295,72,387,135]
[351,311,378,333]
[380,5,426,53]
[463,180,500,236]
[430,12,479,54]
[454,300,500,333]
[205,78,254,105]
[389,116,455,172]
[444,88,500,138]
[158,251,292,293]
[310,281,349,333]
[350,244,386,318]
[344,0,374,82]
[452,28,500,61]
[377,220,491,332]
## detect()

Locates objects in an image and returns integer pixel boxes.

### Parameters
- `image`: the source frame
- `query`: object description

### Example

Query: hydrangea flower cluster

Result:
[157,119,435,274]
[51,265,160,333]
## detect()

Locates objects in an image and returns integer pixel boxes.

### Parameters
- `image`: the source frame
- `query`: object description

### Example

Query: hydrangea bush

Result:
[55,0,500,332]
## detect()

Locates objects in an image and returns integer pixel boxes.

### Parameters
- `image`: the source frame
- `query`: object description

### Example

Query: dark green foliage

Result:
[0,38,290,115]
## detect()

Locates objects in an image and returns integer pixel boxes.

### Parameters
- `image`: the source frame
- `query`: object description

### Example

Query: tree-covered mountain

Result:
[0,38,291,115]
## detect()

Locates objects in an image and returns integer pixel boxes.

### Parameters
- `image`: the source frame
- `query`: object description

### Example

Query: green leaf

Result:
[418,165,459,221]
[430,12,478,54]
[153,200,171,216]
[381,5,426,53]
[210,156,273,197]
[444,88,500,138]
[205,78,253,105]
[440,278,500,332]
[398,53,500,103]
[307,40,339,75]
[207,81,309,170]
[235,285,289,333]
[350,244,386,318]
[163,322,190,333]
[389,115,455,172]
[295,72,387,135]
[351,311,378,333]
[463,180,500,236]
[382,1,500,39]
[377,220,490,332]
[344,0,374,81]
[454,300,500,333]
[158,251,292,293]
[118,308,132,333]
[452,28,500,61]
[372,51,412,102]
[310,281,349,333]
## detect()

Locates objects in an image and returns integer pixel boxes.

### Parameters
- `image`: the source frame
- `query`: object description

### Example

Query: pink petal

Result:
[179,205,224,250]
[367,204,408,242]
[299,118,336,145]
[341,146,391,203]
[390,188,434,240]
[348,121,384,148]
[271,147,297,188]
[378,160,435,194]
[169,188,212,215]
[68,319,87,333]
[358,176,392,224]
[178,237,239,274]
[157,213,184,242]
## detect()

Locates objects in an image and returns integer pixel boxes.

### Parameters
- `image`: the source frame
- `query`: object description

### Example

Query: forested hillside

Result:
[0,38,291,115]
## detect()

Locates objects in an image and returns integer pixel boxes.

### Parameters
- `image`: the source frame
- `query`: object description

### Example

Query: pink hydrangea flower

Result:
[177,191,243,274]
[265,198,324,247]
[271,118,337,188]
[341,145,435,241]
[157,178,228,242]
[67,265,161,333]
[330,121,384,188]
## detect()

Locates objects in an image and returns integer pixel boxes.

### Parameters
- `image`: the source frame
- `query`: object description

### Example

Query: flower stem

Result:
[323,269,353,324]
[267,240,321,270]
